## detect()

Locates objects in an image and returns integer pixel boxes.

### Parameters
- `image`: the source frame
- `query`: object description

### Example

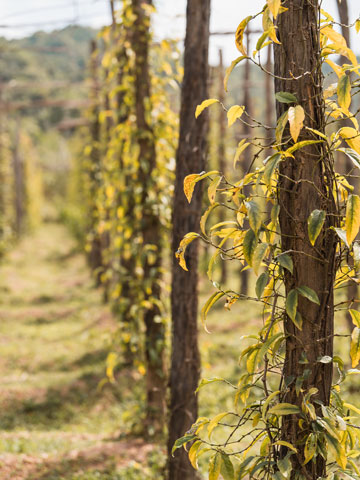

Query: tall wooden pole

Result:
[167,0,210,477]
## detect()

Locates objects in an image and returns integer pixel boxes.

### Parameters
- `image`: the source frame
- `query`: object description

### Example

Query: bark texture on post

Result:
[274,1,337,477]
[131,0,166,434]
[167,0,210,478]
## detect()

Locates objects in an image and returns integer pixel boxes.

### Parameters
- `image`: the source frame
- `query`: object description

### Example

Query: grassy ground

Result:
[0,223,162,479]
[1,223,358,479]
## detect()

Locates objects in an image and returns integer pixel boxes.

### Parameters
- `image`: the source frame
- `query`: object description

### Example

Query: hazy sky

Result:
[1,0,360,65]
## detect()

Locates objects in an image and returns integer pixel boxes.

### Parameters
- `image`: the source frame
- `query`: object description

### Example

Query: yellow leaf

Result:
[288,105,305,142]
[195,98,219,119]
[325,59,342,78]
[224,56,246,92]
[267,0,281,19]
[351,327,360,368]
[200,203,219,236]
[175,233,200,271]
[207,412,229,438]
[339,126,360,155]
[324,82,338,100]
[321,25,347,48]
[235,16,252,55]
[208,176,221,204]
[233,140,250,168]
[337,74,351,111]
[183,174,200,203]
[227,105,245,127]
[304,433,317,465]
[346,194,360,244]
[262,7,281,44]
[188,440,202,470]
[356,20,360,34]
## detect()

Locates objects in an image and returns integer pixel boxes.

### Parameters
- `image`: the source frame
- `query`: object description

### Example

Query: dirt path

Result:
[0,224,160,480]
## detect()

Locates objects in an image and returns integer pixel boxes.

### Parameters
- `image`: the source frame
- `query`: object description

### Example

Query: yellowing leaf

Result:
[233,140,250,168]
[209,452,222,480]
[208,176,221,204]
[351,327,360,368]
[183,174,200,203]
[267,0,281,19]
[207,412,229,438]
[275,110,289,145]
[201,291,225,332]
[308,209,326,246]
[288,105,305,142]
[200,203,219,236]
[268,403,301,416]
[286,289,298,322]
[224,56,246,92]
[339,127,360,155]
[175,233,200,271]
[350,309,360,328]
[337,74,351,111]
[325,59,342,78]
[195,98,219,119]
[321,25,347,48]
[227,105,245,126]
[220,453,235,480]
[273,441,298,453]
[346,194,360,245]
[252,243,268,275]
[263,153,281,186]
[356,19,360,34]
[304,433,317,465]
[245,200,262,234]
[235,16,252,55]
[243,229,257,266]
[324,82,338,100]
[188,440,202,470]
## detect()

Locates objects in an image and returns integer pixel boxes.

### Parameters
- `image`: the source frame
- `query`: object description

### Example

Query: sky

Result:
[1,0,360,65]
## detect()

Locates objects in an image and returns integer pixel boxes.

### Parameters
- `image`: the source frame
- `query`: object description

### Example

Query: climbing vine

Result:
[173,3,360,479]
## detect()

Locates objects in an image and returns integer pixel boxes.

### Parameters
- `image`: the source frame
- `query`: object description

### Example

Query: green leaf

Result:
[277,253,293,274]
[243,229,257,266]
[278,452,292,478]
[349,309,360,328]
[271,204,280,224]
[224,56,247,92]
[252,243,268,275]
[275,92,298,104]
[286,289,298,322]
[293,311,303,331]
[338,73,351,110]
[171,434,197,455]
[195,99,219,118]
[275,110,289,145]
[256,271,269,299]
[346,194,360,245]
[307,209,326,246]
[268,403,301,416]
[263,154,281,186]
[245,200,262,234]
[296,286,320,305]
[351,327,360,368]
[304,433,317,465]
[209,452,222,480]
[220,453,235,480]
